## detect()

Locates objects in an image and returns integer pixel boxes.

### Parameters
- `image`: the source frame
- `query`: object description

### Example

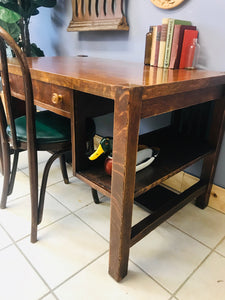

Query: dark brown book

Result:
[169,24,196,69]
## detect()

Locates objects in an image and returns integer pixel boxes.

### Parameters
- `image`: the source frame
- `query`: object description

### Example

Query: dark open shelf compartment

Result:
[131,180,206,246]
[77,126,214,198]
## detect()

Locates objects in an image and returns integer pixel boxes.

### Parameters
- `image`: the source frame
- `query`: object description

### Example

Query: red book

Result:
[179,29,198,69]
[169,24,196,69]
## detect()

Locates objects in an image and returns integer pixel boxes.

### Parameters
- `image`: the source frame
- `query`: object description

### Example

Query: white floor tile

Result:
[54,253,171,300]
[75,197,110,240]
[176,252,225,300]
[0,149,225,297]
[47,177,93,211]
[22,159,73,187]
[17,150,52,170]
[76,198,149,241]
[130,222,210,293]
[168,203,225,248]
[0,170,30,202]
[216,238,225,257]
[18,214,108,289]
[0,192,71,241]
[132,203,151,225]
[0,245,48,300]
[0,226,12,249]
[41,293,57,300]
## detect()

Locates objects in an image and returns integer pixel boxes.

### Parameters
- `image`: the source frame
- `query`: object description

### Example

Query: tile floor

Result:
[0,151,225,300]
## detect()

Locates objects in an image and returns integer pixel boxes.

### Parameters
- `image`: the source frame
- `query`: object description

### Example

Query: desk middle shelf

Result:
[76,125,214,199]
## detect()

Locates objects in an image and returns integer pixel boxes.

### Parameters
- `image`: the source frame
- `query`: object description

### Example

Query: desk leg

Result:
[109,88,142,282]
[196,97,225,208]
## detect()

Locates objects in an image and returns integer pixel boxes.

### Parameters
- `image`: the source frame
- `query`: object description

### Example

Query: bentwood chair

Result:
[0,26,73,242]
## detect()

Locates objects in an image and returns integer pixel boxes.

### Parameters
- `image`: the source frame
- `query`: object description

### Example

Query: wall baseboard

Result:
[208,184,225,213]
[162,171,225,214]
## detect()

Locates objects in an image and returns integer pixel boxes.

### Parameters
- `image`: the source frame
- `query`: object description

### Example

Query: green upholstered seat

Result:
[7,110,71,144]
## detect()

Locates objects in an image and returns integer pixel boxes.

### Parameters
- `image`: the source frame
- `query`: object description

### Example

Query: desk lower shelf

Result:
[131,181,206,246]
[76,127,214,199]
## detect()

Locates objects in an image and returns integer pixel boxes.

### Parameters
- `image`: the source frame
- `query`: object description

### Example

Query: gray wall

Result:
[29,0,225,188]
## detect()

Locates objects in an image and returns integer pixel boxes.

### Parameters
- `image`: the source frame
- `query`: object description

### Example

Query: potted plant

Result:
[0,0,56,56]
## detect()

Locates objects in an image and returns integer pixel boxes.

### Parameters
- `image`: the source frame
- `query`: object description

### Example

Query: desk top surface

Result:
[7,56,225,99]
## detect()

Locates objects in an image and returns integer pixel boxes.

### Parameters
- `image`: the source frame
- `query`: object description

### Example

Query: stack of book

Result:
[148,18,198,69]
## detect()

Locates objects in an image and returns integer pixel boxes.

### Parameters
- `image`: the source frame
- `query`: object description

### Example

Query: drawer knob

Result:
[52,93,63,104]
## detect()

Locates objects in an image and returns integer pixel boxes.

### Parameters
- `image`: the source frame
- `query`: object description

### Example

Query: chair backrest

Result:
[0,26,36,153]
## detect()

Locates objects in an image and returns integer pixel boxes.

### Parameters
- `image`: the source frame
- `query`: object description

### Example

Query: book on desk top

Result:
[163,19,192,68]
[150,25,161,66]
[153,25,162,66]
[179,29,198,68]
[150,26,157,66]
[157,18,169,68]
[169,24,196,69]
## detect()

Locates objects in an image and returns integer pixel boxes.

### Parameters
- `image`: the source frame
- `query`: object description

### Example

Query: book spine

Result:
[153,25,162,66]
[158,19,169,68]
[150,26,157,66]
[179,30,198,68]
[169,25,181,69]
[169,25,196,69]
[144,26,153,65]
[163,19,174,68]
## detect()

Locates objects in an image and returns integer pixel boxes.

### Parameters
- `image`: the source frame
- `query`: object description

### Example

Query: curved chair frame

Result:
[0,27,71,242]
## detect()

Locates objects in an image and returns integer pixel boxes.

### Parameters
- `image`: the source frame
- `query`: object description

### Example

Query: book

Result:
[179,29,198,68]
[163,19,192,68]
[144,26,154,65]
[169,24,196,69]
[150,26,157,66]
[153,25,161,66]
[157,18,169,68]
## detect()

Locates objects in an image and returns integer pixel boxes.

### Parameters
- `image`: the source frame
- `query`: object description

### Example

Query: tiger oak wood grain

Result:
[2,56,225,283]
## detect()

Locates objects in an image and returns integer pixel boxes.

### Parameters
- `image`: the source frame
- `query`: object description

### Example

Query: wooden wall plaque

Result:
[151,0,185,9]
[67,0,129,32]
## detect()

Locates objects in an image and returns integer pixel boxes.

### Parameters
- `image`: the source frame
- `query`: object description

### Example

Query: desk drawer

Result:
[9,74,72,118]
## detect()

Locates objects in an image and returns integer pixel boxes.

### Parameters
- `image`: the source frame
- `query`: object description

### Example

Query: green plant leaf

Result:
[0,1,21,15]
[30,42,44,57]
[31,8,39,16]
[0,0,56,56]
[0,0,56,18]
[31,0,57,8]
[0,0,17,3]
[0,19,20,40]
[24,0,56,18]
[0,6,21,23]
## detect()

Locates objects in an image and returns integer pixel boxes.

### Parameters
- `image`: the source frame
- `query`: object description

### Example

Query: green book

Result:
[163,18,192,68]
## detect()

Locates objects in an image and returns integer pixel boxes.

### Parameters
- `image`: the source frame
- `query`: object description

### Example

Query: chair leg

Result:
[29,148,39,243]
[91,188,101,204]
[59,154,69,184]
[0,141,10,209]
[38,151,68,225]
[0,138,3,175]
[8,149,19,195]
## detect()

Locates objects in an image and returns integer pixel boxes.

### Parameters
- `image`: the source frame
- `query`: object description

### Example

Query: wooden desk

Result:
[6,56,225,282]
